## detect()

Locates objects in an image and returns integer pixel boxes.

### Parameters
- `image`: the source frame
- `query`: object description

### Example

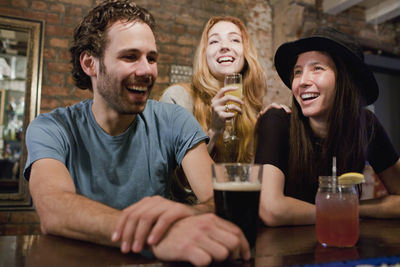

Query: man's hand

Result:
[151,213,251,266]
[111,195,199,253]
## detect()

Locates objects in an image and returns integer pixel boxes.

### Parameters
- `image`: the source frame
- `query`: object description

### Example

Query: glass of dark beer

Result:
[212,163,262,249]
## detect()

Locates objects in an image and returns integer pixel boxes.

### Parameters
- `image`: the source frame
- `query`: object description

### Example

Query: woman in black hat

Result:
[255,27,400,226]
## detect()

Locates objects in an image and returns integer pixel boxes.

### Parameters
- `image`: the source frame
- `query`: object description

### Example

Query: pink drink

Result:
[315,177,359,247]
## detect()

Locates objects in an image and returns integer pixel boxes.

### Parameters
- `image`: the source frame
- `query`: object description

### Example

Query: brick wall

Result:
[2,0,259,114]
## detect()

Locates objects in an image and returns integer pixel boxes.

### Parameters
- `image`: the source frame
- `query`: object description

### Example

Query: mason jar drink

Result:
[315,176,359,247]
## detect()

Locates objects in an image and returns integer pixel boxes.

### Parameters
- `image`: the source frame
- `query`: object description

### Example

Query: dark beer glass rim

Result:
[212,163,262,167]
[212,163,263,185]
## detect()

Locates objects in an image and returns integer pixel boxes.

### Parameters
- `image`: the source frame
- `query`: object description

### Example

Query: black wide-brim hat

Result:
[274,26,379,105]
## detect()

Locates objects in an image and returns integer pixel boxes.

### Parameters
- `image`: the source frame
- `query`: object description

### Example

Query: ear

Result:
[80,51,98,77]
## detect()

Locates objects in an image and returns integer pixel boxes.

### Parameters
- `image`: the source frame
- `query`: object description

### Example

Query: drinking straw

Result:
[332,156,337,177]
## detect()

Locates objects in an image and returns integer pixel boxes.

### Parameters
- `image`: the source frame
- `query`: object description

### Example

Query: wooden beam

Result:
[323,0,363,15]
[366,0,400,24]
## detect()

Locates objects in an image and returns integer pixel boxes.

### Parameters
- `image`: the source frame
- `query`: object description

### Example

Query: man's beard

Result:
[97,62,153,115]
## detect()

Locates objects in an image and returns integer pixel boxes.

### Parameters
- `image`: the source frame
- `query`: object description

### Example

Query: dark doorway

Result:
[366,54,400,153]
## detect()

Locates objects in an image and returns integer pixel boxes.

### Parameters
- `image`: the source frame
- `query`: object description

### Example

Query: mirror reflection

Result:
[0,16,43,208]
[0,29,27,193]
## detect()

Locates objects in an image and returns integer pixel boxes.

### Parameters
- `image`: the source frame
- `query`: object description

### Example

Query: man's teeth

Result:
[301,93,319,100]
[218,56,234,63]
[127,86,147,93]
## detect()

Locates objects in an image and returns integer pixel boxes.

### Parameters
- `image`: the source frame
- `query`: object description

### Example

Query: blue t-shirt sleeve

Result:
[24,114,68,180]
[169,104,209,165]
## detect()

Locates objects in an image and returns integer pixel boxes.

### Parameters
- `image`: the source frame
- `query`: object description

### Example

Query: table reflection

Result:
[1,219,400,267]
[255,220,400,267]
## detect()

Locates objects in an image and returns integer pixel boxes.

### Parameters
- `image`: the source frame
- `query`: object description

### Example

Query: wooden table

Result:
[1,219,400,266]
[255,219,400,266]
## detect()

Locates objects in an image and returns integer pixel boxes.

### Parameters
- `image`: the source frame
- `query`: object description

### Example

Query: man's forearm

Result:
[35,191,121,246]
[29,159,121,246]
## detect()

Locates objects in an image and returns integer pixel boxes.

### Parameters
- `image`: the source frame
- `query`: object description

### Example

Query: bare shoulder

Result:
[160,83,194,113]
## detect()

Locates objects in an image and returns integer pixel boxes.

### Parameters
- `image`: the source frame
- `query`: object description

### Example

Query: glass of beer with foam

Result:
[223,73,242,161]
[212,163,262,250]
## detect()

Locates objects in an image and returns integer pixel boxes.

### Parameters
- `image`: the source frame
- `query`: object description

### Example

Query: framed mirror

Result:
[0,16,44,209]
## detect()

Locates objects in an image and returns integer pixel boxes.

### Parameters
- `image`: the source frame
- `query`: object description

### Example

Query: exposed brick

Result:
[32,0,47,10]
[177,36,197,46]
[11,0,28,8]
[46,12,60,24]
[44,48,57,60]
[68,6,82,16]
[177,55,194,66]
[49,73,64,85]
[47,62,72,73]
[157,33,176,44]
[73,88,93,99]
[170,25,185,35]
[50,3,65,13]
[145,0,162,9]
[156,75,169,84]
[46,25,74,37]
[60,49,71,61]
[59,0,91,6]
[0,7,23,16]
[161,44,184,55]
[41,97,61,110]
[158,53,174,64]
[178,47,192,56]
[67,75,75,86]
[176,15,204,27]
[62,98,82,107]
[185,26,202,37]
[23,10,46,20]
[155,12,177,22]
[42,85,71,96]
[63,16,78,26]
[151,84,164,98]
[157,63,168,74]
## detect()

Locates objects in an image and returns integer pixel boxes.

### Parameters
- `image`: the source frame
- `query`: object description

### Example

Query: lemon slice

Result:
[338,172,365,185]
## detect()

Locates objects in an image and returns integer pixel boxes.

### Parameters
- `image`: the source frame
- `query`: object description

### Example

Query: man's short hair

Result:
[70,0,156,90]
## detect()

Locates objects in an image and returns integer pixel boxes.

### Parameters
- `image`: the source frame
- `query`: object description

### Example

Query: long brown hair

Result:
[288,52,372,188]
[190,16,266,162]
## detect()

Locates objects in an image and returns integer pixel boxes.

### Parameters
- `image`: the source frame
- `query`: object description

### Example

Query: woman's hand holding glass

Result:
[224,73,242,140]
[210,85,243,134]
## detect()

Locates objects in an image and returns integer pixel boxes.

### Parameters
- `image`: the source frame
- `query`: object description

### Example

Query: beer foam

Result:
[213,181,261,191]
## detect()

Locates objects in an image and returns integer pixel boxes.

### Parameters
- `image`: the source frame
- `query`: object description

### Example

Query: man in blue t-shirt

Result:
[24,1,250,265]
